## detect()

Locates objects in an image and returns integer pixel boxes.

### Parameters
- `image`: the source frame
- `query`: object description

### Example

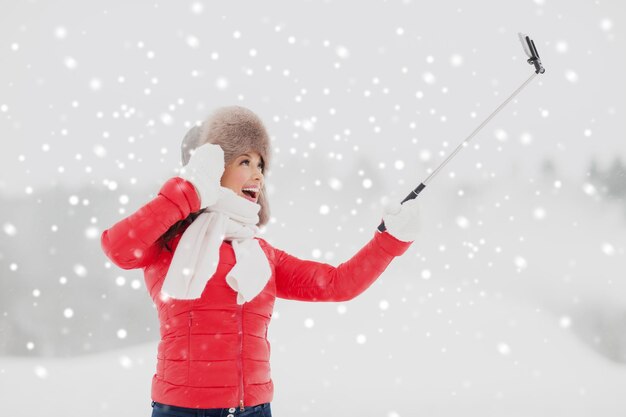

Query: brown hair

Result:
[157,209,206,252]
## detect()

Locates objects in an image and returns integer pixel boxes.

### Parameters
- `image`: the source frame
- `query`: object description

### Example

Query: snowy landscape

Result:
[1,0,625,416]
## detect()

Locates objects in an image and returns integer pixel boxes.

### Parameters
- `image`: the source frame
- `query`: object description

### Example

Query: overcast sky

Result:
[1,0,624,197]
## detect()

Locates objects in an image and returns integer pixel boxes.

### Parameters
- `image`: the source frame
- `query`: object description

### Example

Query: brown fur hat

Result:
[181,106,271,226]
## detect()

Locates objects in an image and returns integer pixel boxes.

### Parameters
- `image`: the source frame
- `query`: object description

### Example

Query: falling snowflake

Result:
[119,356,133,369]
[328,178,342,191]
[190,2,203,14]
[582,183,596,196]
[93,145,107,157]
[555,41,568,53]
[494,129,508,142]
[532,207,546,220]
[497,342,511,356]
[64,57,77,69]
[34,366,48,379]
[89,78,102,91]
[514,256,527,271]
[215,77,229,90]
[73,264,87,277]
[84,226,99,239]
[565,70,579,83]
[54,26,68,39]
[160,113,174,126]
[601,243,615,256]
[335,46,350,59]
[456,216,470,229]
[448,53,464,68]
[3,223,17,236]
[600,18,613,32]
[422,72,436,84]
[520,132,533,145]
[186,35,200,49]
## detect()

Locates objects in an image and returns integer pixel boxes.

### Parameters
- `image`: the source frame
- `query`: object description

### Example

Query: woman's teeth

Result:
[241,187,258,200]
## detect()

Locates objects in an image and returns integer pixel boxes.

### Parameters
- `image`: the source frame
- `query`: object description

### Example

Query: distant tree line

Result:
[588,157,626,199]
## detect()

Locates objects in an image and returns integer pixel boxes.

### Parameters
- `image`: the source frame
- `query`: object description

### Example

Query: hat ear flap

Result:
[181,125,204,166]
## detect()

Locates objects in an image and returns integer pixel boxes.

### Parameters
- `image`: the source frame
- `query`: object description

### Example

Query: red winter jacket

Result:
[101,177,411,409]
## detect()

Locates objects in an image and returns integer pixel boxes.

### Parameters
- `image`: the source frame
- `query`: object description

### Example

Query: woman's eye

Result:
[240,159,263,172]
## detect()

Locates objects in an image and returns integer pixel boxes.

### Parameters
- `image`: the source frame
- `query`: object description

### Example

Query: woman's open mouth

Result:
[241,186,259,202]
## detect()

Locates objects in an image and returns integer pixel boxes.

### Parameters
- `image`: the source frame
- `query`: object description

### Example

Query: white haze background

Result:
[1,0,625,416]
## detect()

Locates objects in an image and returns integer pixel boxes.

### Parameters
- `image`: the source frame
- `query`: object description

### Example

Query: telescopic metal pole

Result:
[423,72,537,188]
[378,33,545,232]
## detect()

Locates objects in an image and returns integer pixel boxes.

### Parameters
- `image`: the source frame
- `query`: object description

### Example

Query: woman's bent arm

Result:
[101,177,200,269]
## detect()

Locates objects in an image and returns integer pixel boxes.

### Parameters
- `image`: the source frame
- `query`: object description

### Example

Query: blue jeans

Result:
[151,401,272,417]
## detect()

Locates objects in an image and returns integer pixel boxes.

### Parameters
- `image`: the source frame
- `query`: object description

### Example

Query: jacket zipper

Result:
[238,303,245,411]
[187,311,193,384]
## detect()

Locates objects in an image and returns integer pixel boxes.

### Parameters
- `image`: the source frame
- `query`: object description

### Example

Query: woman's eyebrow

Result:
[240,153,262,162]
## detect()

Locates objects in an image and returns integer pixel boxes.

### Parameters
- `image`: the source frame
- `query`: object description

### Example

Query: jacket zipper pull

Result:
[240,400,245,411]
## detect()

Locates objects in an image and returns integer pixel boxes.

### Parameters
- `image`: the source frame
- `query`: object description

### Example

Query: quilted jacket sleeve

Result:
[273,231,412,302]
[101,177,201,270]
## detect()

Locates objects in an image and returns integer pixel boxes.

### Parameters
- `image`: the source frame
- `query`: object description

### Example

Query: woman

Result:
[101,106,420,416]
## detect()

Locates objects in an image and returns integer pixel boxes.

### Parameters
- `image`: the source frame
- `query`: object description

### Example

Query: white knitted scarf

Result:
[161,187,271,303]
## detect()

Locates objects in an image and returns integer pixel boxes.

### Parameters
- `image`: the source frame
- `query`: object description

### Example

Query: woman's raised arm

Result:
[101,177,200,270]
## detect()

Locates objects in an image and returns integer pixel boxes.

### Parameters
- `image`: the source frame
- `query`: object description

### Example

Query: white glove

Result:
[381,198,420,242]
[179,143,224,208]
